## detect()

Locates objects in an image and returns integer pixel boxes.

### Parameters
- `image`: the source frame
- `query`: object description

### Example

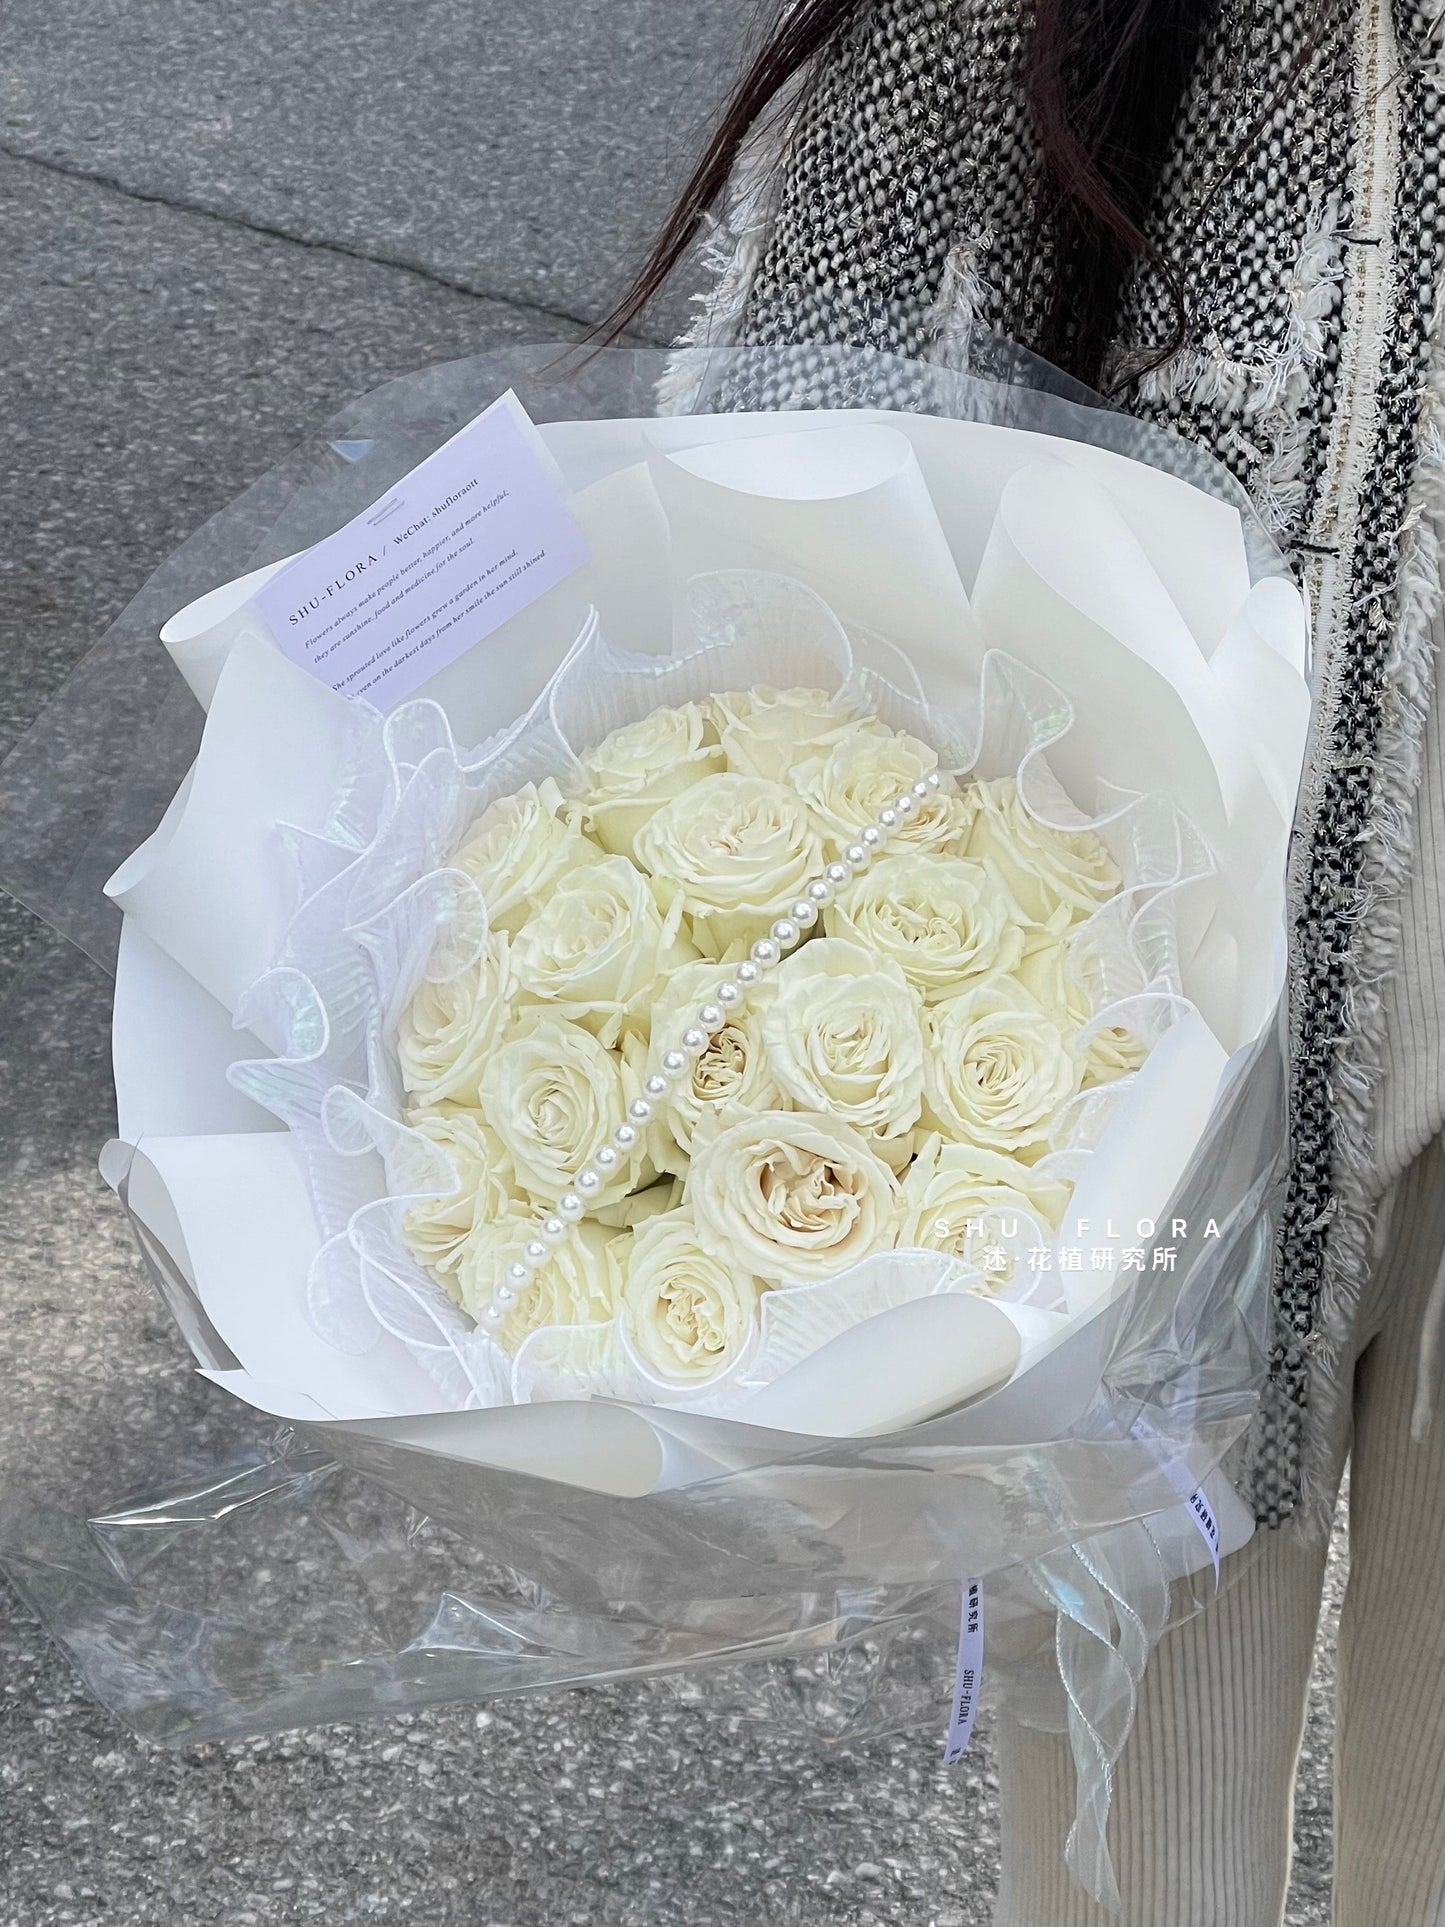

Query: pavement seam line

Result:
[0,142,664,346]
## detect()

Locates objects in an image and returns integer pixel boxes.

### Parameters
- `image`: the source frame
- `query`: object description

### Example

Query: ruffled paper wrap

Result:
[0,345,1310,1906]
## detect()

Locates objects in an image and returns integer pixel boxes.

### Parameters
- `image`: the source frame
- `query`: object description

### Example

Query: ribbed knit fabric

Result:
[990,1136,1445,1927]
[994,1534,1330,1927]
[1376,615,1445,1190]
[1335,1139,1445,1927]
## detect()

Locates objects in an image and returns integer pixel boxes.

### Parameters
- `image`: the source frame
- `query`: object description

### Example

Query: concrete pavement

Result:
[0,0,740,331]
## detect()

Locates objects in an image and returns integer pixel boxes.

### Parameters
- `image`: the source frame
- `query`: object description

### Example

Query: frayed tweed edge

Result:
[1306,286,1445,1501]
[923,229,1004,371]
[1130,193,1349,540]
[1278,6,1445,1528]
[655,93,799,418]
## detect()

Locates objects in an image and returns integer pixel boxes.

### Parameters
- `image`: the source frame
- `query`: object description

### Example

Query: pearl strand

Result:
[479,772,943,1332]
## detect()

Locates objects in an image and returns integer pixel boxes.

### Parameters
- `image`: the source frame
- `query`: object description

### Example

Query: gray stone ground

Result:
[0,5,1345,1920]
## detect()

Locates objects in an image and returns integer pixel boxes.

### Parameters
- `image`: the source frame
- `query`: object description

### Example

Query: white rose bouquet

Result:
[103,526,1275,1451]
[397,693,1136,1398]
[92,347,1308,1463]
[2,346,1311,1885]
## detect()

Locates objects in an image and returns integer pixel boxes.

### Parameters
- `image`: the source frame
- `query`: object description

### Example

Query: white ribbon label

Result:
[1127,1413,1222,1590]
[943,1579,984,1764]
[1187,1485,1221,1586]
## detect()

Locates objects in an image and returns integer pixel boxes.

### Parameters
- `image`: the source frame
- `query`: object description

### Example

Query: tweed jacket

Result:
[676,0,1445,1526]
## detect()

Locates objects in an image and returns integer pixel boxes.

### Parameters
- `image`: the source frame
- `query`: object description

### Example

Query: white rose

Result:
[591,1176,686,1230]
[610,1208,762,1385]
[1014,940,1149,1088]
[400,1107,517,1288]
[923,977,1082,1158]
[894,1132,1072,1295]
[633,772,825,959]
[963,778,1121,926]
[1012,934,1086,1031]
[711,685,883,782]
[761,938,924,1166]
[397,932,515,1107]
[825,851,1026,1000]
[567,702,727,857]
[479,1009,634,1207]
[689,1108,899,1285]
[458,1211,617,1353]
[1080,1017,1151,1087]
[452,778,602,935]
[646,959,787,1165]
[512,853,698,1047]
[794,729,976,856]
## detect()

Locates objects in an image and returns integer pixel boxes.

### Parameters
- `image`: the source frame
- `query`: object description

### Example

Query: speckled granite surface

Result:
[0,10,1343,1915]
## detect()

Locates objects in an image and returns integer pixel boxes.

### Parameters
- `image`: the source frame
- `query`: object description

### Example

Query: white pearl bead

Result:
[911,777,932,800]
[735,960,761,987]
[496,1284,517,1306]
[541,1215,568,1244]
[698,1002,725,1031]
[681,1026,708,1055]
[523,1240,549,1266]
[643,1073,669,1099]
[751,937,780,967]
[771,917,800,948]
[482,1304,504,1327]
[893,791,917,818]
[843,843,868,869]
[595,1145,620,1171]
[861,824,883,850]
[877,806,898,831]
[824,861,851,888]
[806,878,833,907]
[627,1098,653,1125]
[925,770,942,790]
[791,898,818,928]
[576,1167,602,1195]
[504,1262,529,1289]
[613,1122,639,1150]
[716,980,742,1008]
[558,1192,585,1221]
[661,1048,687,1075]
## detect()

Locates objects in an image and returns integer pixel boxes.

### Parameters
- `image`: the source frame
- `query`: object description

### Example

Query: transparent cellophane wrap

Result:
[0,343,1309,1901]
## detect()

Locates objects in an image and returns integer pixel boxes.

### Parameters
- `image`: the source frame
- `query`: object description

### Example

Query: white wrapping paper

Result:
[106,403,1306,1493]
